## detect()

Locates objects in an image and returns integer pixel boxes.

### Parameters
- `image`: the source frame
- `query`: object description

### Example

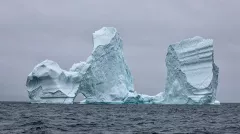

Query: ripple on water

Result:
[0,102,239,133]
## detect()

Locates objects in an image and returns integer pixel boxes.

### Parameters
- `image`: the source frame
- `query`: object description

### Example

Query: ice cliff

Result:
[26,27,219,104]
[161,36,219,104]
[77,27,135,104]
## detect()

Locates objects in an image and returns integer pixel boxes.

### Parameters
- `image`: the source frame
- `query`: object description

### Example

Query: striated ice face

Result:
[162,36,219,104]
[171,36,214,89]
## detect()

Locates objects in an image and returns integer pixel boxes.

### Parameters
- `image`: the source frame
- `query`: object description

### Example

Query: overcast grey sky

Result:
[0,0,239,102]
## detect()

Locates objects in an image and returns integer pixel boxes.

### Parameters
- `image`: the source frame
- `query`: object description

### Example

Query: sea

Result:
[0,102,239,134]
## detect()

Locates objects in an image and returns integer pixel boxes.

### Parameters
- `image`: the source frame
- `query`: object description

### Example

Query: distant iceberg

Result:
[26,27,219,104]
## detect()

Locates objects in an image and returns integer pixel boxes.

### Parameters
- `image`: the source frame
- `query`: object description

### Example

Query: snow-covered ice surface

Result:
[26,27,219,104]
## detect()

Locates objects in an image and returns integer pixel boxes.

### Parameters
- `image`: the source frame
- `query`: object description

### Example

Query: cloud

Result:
[0,0,239,102]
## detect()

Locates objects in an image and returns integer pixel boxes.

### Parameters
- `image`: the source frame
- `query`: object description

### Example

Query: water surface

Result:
[0,102,239,133]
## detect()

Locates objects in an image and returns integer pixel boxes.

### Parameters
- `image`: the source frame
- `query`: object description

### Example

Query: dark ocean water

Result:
[0,102,240,134]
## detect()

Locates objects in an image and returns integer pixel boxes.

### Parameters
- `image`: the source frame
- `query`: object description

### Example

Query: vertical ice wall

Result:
[78,27,135,104]
[162,36,219,104]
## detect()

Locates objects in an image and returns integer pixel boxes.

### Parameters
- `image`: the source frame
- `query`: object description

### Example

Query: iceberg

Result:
[26,60,83,104]
[26,27,220,105]
[78,27,135,104]
[160,36,219,104]
[26,27,135,104]
[121,36,219,105]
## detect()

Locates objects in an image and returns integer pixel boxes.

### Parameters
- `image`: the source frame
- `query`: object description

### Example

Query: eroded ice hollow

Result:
[26,60,82,104]
[26,27,219,104]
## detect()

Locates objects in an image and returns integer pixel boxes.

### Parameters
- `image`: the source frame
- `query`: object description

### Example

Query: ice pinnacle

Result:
[78,27,135,104]
[161,36,219,104]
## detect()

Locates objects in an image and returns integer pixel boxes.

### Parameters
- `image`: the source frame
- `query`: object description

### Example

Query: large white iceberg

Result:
[26,27,135,104]
[122,36,219,104]
[26,27,220,104]
[78,27,135,104]
[26,60,82,104]
[160,36,219,104]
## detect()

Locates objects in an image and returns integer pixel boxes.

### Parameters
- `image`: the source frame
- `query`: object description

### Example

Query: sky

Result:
[0,0,239,102]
